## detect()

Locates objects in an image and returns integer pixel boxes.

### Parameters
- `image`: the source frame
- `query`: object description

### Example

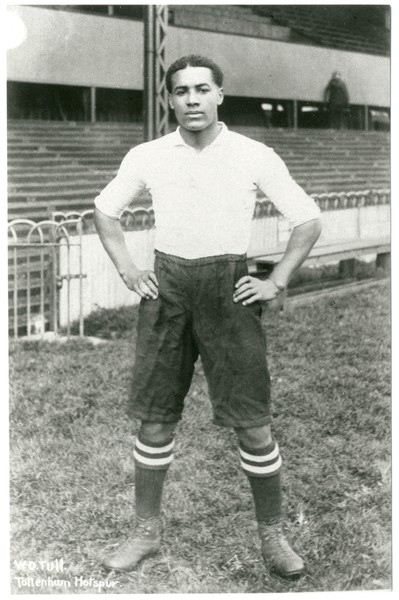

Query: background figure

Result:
[324,71,350,129]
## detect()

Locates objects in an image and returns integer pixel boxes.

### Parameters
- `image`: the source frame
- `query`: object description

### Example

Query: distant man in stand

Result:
[94,55,322,579]
[324,71,350,129]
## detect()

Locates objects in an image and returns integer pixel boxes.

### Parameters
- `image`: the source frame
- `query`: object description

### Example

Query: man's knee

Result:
[235,424,273,448]
[139,421,178,442]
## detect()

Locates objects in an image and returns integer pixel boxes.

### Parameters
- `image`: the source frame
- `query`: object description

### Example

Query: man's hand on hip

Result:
[121,268,159,299]
[233,276,284,306]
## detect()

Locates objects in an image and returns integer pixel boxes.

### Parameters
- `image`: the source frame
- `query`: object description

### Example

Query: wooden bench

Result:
[249,237,391,281]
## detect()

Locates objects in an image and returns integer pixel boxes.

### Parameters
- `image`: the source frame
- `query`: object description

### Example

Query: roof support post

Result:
[144,5,169,141]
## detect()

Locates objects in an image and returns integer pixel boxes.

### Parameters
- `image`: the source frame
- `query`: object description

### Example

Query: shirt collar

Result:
[171,122,229,149]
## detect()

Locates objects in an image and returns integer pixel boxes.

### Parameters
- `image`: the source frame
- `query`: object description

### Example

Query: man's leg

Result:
[189,256,303,577]
[235,424,304,579]
[102,254,198,572]
[102,421,177,572]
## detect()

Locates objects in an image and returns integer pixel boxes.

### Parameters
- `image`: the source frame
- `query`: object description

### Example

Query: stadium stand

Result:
[7,5,390,126]
[253,5,390,56]
[170,4,291,42]
[7,120,390,222]
[7,5,390,336]
[39,4,390,58]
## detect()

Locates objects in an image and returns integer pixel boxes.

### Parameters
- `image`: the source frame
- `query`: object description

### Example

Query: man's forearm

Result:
[270,218,322,288]
[94,207,159,299]
[94,207,139,278]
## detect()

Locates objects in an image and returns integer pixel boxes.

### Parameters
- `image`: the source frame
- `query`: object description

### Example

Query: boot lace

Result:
[134,516,160,539]
[259,520,295,558]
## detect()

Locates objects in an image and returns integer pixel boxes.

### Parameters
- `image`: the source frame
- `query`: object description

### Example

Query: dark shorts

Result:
[127,251,271,428]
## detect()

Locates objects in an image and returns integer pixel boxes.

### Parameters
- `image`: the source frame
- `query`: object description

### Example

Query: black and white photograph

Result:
[6,1,392,594]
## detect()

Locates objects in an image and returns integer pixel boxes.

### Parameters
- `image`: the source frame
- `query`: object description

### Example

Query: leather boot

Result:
[102,516,161,572]
[258,517,304,579]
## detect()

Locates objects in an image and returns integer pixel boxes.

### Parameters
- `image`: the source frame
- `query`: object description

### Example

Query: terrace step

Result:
[7,120,390,222]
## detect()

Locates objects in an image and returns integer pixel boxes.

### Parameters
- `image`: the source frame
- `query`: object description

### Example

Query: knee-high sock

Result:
[239,440,282,522]
[133,435,175,519]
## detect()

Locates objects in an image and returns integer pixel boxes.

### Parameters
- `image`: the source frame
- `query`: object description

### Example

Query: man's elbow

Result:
[295,217,322,244]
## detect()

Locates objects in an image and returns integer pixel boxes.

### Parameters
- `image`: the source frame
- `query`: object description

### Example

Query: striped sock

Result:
[239,440,282,478]
[134,435,175,519]
[239,441,282,521]
[134,435,175,471]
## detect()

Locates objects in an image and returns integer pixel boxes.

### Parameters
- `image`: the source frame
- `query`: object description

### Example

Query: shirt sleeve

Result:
[94,147,147,219]
[255,146,321,228]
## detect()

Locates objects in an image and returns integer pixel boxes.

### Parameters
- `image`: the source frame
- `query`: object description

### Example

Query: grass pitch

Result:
[9,281,391,593]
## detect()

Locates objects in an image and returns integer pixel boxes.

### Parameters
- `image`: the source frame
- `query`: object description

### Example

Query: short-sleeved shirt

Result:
[94,122,321,259]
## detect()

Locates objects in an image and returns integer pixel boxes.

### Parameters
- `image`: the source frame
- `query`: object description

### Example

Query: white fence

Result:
[58,192,390,327]
[59,228,155,325]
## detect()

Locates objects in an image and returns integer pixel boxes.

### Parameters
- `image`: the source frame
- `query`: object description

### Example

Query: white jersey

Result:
[94,122,320,259]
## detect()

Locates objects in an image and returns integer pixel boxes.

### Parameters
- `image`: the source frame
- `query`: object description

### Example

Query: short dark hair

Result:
[166,55,224,93]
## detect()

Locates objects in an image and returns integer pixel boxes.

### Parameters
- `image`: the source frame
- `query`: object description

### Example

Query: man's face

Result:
[169,66,224,132]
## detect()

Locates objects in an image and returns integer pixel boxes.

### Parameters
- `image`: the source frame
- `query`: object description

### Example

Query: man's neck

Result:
[179,122,222,152]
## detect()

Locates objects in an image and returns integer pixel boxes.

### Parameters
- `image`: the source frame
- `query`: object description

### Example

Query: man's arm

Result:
[233,218,322,305]
[94,207,158,299]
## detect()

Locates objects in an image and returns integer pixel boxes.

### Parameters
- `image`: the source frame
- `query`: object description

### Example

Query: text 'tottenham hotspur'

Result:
[13,559,119,591]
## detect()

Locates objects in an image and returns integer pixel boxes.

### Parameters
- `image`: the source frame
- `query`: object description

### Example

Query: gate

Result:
[8,217,86,338]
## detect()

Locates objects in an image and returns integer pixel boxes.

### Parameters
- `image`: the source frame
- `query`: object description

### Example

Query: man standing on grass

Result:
[94,55,322,579]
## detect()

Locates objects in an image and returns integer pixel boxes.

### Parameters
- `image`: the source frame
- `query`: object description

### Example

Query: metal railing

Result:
[8,191,390,338]
[8,217,85,338]
[254,188,390,218]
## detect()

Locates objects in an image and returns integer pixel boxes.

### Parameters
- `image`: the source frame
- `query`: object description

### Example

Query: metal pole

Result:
[78,220,84,337]
[13,247,18,338]
[364,105,369,131]
[90,87,96,123]
[26,245,31,336]
[66,241,71,338]
[144,5,155,141]
[51,230,58,336]
[154,5,169,138]
[293,100,298,129]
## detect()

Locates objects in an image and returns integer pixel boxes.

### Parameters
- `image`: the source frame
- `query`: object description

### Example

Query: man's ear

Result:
[168,94,174,110]
[217,87,224,106]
